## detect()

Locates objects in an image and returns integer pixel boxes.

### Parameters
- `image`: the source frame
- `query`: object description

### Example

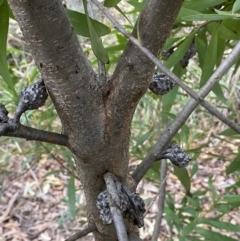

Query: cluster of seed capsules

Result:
[14,79,48,123]
[96,178,145,228]
[149,41,196,96]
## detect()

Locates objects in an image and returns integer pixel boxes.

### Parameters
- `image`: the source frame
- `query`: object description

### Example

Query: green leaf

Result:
[215,9,240,18]
[105,43,127,52]
[190,162,198,178]
[222,194,240,204]
[183,0,227,12]
[165,32,196,69]
[82,0,109,63]
[182,14,237,21]
[114,5,133,26]
[200,24,219,87]
[0,0,17,96]
[195,35,206,68]
[207,22,240,40]
[219,128,238,136]
[145,162,160,180]
[68,176,76,218]
[176,8,201,22]
[127,1,142,11]
[162,65,180,113]
[181,221,197,236]
[104,0,121,7]
[66,9,111,37]
[44,170,62,178]
[21,154,34,170]
[164,207,182,231]
[173,167,191,192]
[200,219,240,232]
[132,130,153,151]
[233,0,240,13]
[212,82,227,104]
[208,176,217,202]
[163,37,183,51]
[226,153,240,175]
[195,227,238,241]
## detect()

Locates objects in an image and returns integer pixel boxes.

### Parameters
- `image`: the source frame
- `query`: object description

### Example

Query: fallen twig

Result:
[65,225,97,241]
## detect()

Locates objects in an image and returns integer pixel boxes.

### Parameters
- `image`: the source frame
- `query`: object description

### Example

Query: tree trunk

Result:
[7,0,183,240]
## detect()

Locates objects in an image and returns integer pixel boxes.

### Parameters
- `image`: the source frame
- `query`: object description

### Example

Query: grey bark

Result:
[7,0,183,240]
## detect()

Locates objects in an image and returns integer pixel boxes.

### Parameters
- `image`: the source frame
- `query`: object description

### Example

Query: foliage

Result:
[1,0,240,240]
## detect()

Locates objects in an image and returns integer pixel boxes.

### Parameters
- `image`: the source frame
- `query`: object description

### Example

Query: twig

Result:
[132,42,240,184]
[1,124,68,147]
[0,190,20,224]
[65,225,97,241]
[41,144,80,180]
[90,0,240,135]
[103,172,128,241]
[151,160,168,241]
[144,170,169,216]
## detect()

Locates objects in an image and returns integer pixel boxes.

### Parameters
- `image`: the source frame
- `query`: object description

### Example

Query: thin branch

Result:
[65,225,96,241]
[154,60,240,135]
[132,42,240,184]
[151,160,168,241]
[41,144,79,180]
[144,170,169,216]
[91,0,240,135]
[103,172,128,241]
[1,124,68,147]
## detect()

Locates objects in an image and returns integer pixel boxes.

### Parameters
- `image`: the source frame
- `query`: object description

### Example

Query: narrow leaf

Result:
[226,153,240,174]
[200,24,219,87]
[165,32,196,69]
[82,0,109,63]
[173,167,191,192]
[207,22,240,40]
[0,0,17,96]
[219,128,238,136]
[66,9,111,37]
[233,0,240,13]
[195,227,238,241]
[184,0,226,12]
[114,5,133,26]
[68,176,76,218]
[176,8,201,22]
[182,14,237,21]
[200,219,240,232]
[222,194,240,204]
[104,0,121,7]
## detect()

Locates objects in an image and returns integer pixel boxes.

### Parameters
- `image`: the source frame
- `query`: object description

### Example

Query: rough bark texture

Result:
[7,0,183,240]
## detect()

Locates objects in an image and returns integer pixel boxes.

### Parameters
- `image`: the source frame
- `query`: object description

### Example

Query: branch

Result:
[7,0,97,137]
[132,42,240,184]
[91,0,183,133]
[103,172,128,241]
[2,124,68,147]
[151,160,167,241]
[92,0,240,135]
[65,225,96,241]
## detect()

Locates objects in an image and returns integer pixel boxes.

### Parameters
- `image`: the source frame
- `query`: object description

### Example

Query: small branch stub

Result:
[157,143,192,167]
[14,79,48,123]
